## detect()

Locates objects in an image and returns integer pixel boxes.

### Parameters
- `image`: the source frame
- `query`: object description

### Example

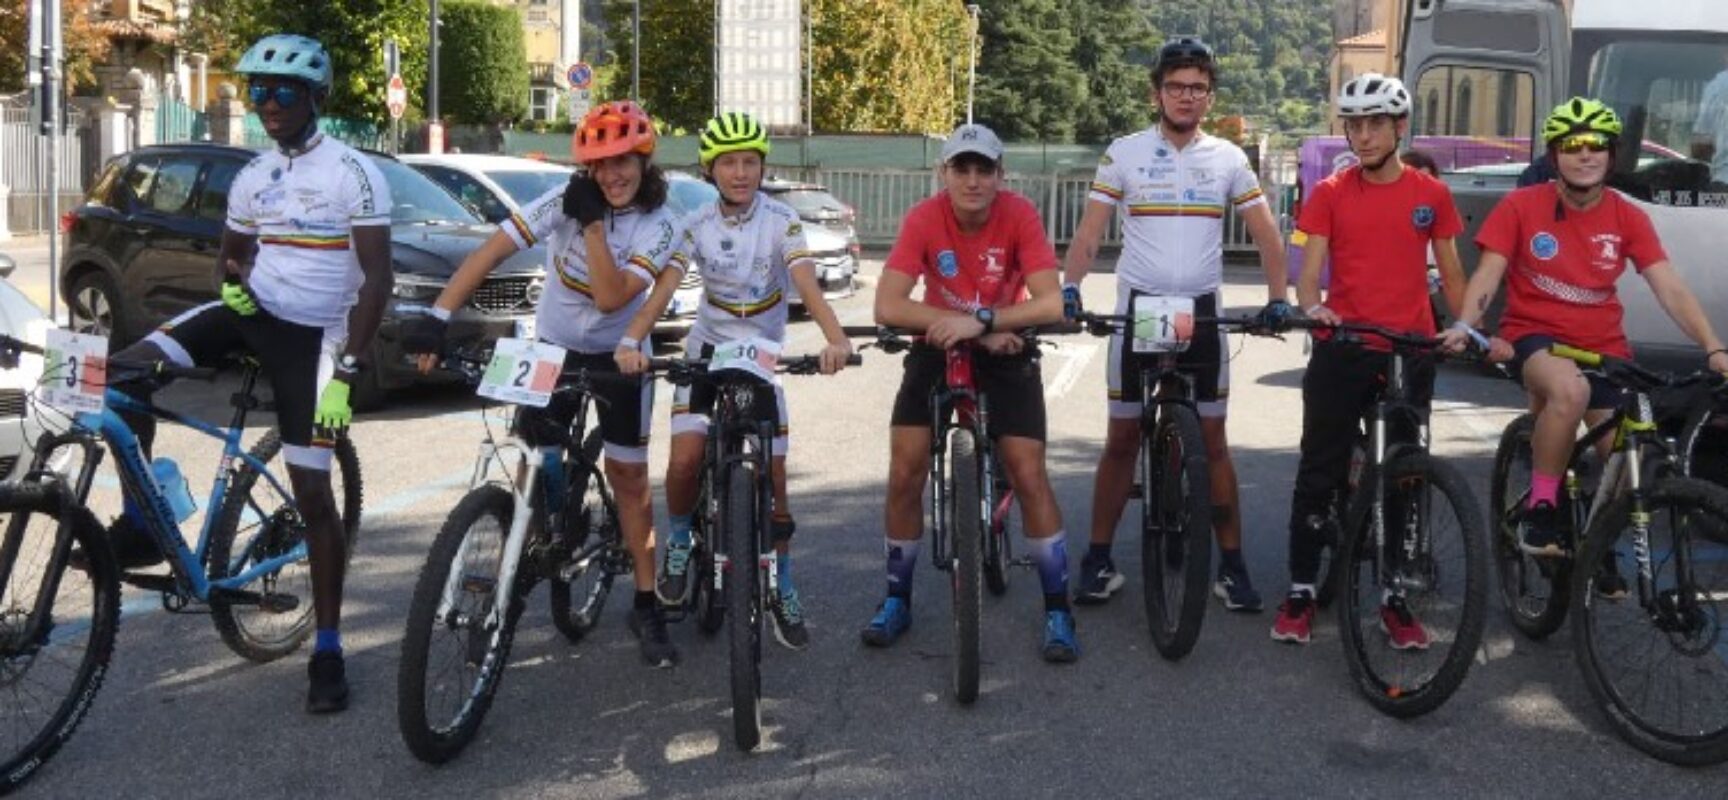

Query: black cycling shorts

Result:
[144,301,336,470]
[889,344,1046,442]
[513,349,655,463]
[1509,334,1627,411]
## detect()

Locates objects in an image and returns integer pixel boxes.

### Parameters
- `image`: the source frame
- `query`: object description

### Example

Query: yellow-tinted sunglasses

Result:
[1557,133,1611,154]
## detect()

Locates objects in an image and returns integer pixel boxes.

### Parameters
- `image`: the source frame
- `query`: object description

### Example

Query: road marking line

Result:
[1044,343,1097,400]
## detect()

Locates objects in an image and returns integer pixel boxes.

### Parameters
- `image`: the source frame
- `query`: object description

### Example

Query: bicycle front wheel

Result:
[208,430,363,662]
[1489,413,1569,639]
[548,430,621,643]
[1141,405,1211,661]
[948,428,983,705]
[396,485,522,764]
[0,483,120,794]
[1571,476,1728,766]
[1338,454,1488,718]
[724,461,764,751]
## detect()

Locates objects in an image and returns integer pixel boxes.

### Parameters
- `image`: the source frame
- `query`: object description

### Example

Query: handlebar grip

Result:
[1549,343,1603,368]
[845,354,864,366]
[840,325,882,338]
[0,334,45,357]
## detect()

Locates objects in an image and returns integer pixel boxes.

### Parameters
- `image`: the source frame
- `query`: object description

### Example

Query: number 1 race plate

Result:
[41,328,109,413]
[478,337,566,407]
[1130,295,1196,354]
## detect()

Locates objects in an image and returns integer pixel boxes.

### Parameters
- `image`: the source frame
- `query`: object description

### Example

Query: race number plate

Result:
[709,337,781,383]
[1130,295,1196,354]
[477,337,566,407]
[40,328,109,413]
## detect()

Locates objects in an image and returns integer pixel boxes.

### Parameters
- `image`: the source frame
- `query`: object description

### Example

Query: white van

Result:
[1402,0,1728,364]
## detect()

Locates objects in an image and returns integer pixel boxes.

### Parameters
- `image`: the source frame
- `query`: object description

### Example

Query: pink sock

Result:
[1529,471,1561,508]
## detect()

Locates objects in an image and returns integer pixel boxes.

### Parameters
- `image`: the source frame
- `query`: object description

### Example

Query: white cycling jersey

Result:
[502,186,683,353]
[225,133,393,332]
[1088,126,1266,298]
[676,191,815,347]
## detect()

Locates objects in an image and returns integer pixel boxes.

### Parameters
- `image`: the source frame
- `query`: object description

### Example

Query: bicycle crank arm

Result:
[208,585,301,613]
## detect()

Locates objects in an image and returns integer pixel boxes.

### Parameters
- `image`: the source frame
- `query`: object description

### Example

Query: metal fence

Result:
[2,105,92,235]
[156,97,208,143]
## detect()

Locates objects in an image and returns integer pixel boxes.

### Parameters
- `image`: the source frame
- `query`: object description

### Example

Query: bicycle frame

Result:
[1361,348,1437,595]
[704,377,778,605]
[1573,392,1682,611]
[926,347,1000,574]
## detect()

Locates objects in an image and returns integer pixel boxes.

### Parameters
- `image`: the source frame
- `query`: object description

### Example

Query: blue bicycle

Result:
[0,333,362,794]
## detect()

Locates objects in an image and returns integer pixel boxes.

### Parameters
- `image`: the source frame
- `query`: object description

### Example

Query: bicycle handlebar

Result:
[0,333,217,383]
[645,353,864,385]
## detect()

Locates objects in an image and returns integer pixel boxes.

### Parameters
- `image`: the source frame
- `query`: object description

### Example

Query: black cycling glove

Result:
[400,311,449,357]
[562,174,608,228]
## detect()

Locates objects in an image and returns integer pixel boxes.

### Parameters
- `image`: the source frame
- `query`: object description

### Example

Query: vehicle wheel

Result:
[1337,454,1487,719]
[209,430,363,662]
[549,430,619,643]
[397,484,522,764]
[948,428,983,705]
[725,461,764,751]
[1571,476,1728,765]
[0,482,120,794]
[65,270,124,342]
[1141,405,1212,661]
[1489,413,1570,639]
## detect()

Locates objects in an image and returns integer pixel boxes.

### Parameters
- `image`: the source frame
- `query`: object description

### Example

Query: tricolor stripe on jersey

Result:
[260,233,350,250]
[1090,183,1125,201]
[1126,203,1225,219]
[707,289,783,318]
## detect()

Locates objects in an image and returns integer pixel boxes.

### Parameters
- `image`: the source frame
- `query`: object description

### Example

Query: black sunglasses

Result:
[248,82,305,110]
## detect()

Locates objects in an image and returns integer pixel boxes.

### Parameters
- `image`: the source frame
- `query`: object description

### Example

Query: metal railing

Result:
[156,98,208,143]
[2,106,91,235]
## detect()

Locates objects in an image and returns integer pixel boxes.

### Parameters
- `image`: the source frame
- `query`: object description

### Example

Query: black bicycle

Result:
[397,355,627,764]
[1282,318,1489,718]
[651,344,858,751]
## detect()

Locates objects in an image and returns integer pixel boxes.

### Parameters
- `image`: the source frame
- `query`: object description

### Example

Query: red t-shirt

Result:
[1476,183,1666,358]
[1298,166,1463,340]
[884,189,1058,312]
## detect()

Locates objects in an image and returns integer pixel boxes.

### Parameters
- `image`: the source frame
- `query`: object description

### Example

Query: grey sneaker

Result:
[628,605,680,668]
[770,586,810,650]
[655,537,694,606]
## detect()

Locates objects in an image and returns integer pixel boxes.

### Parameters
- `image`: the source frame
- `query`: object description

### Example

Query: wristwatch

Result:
[334,353,361,379]
[974,307,996,334]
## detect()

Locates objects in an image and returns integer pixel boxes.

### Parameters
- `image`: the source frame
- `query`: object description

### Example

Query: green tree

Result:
[440,1,529,124]
[599,0,712,130]
[237,0,430,123]
[1069,0,1155,142]
[972,0,1086,142]
[811,0,968,133]
[0,0,112,94]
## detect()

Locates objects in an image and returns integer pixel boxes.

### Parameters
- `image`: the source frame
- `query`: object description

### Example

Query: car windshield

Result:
[776,188,845,219]
[364,155,483,226]
[487,168,573,206]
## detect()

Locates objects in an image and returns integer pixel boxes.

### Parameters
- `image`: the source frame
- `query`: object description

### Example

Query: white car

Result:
[0,258,61,483]
[399,153,575,224]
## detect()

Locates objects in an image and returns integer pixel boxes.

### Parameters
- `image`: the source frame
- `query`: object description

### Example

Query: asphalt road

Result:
[5,245,1725,797]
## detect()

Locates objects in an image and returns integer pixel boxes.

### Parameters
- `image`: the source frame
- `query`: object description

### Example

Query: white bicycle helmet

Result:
[236,34,334,92]
[1337,73,1412,118]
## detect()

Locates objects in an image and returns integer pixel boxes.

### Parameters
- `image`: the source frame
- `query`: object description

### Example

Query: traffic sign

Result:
[386,73,407,120]
[566,88,592,123]
[567,62,594,91]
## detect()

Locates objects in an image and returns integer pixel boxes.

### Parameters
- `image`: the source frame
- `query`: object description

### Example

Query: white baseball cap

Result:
[941,123,1005,164]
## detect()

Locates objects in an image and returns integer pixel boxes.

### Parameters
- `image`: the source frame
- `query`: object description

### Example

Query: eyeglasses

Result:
[1160,81,1213,99]
[248,82,304,110]
[1557,133,1610,154]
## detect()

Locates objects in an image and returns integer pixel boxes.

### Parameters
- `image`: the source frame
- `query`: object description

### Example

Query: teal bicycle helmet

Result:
[236,35,333,92]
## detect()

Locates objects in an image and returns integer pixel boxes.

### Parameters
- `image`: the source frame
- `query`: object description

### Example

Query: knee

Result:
[667,447,702,485]
[1004,457,1050,502]
[606,462,649,500]
[886,458,926,502]
[1541,379,1590,419]
[1101,425,1140,460]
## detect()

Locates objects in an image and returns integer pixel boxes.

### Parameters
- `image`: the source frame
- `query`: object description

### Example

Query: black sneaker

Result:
[71,515,165,571]
[1212,562,1264,613]
[1519,502,1566,557]
[306,650,349,714]
[1074,553,1124,606]
[769,586,810,650]
[628,605,680,668]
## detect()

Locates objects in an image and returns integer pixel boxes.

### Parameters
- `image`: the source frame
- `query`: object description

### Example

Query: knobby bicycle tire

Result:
[1141,405,1211,661]
[0,482,120,794]
[1338,454,1488,719]
[949,428,983,705]
[397,485,521,765]
[549,429,618,643]
[1571,476,1728,766]
[1488,413,1569,639]
[209,430,363,663]
[725,461,764,751]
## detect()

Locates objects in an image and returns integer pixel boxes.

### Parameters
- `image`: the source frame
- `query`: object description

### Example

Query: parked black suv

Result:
[60,143,546,409]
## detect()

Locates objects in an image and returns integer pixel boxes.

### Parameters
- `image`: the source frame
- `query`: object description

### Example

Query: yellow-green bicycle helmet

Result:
[699,111,771,167]
[1542,97,1623,145]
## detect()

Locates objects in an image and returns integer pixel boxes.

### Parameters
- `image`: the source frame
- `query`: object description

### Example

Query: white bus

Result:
[1403,0,1728,363]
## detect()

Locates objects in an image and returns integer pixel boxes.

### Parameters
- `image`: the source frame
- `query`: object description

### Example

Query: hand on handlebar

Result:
[1302,304,1342,327]
[615,344,650,375]
[1488,336,1514,363]
[1061,283,1083,321]
[926,313,986,350]
[977,332,1025,356]
[819,338,854,375]
[1706,349,1728,376]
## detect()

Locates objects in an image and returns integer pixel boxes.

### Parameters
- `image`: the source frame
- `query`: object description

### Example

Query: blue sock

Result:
[314,628,341,655]
[1029,532,1071,610]
[886,537,919,599]
[777,553,794,595]
[668,514,693,547]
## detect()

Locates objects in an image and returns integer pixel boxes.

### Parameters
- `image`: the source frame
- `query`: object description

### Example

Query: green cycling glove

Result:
[315,378,353,432]
[221,280,258,316]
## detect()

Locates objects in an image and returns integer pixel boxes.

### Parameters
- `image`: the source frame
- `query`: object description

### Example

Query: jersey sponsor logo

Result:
[1530,232,1560,261]
[1155,148,1169,158]
[1412,205,1435,230]
[1589,233,1622,268]
[339,153,378,215]
[937,249,960,278]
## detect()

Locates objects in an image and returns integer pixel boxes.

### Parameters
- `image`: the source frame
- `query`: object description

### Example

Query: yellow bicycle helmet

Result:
[1542,97,1623,145]
[699,111,770,167]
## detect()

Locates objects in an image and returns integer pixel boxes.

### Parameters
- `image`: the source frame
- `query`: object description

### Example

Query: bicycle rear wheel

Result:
[397,485,522,764]
[725,460,764,751]
[1337,454,1487,718]
[1489,413,1569,639]
[948,428,983,705]
[208,430,363,662]
[548,430,621,643]
[0,483,120,794]
[1571,476,1728,766]
[1141,405,1211,660]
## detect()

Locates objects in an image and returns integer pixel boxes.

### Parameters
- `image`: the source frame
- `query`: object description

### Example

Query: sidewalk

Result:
[2,233,59,313]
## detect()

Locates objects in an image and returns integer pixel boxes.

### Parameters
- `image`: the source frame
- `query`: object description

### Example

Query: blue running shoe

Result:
[1041,609,1080,663]
[860,597,911,647]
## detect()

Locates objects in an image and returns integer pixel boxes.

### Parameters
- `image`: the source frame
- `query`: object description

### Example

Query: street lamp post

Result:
[429,0,440,121]
[632,0,641,101]
[966,4,980,125]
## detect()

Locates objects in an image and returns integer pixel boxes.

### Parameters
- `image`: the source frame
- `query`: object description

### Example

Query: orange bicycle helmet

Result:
[573,101,657,164]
